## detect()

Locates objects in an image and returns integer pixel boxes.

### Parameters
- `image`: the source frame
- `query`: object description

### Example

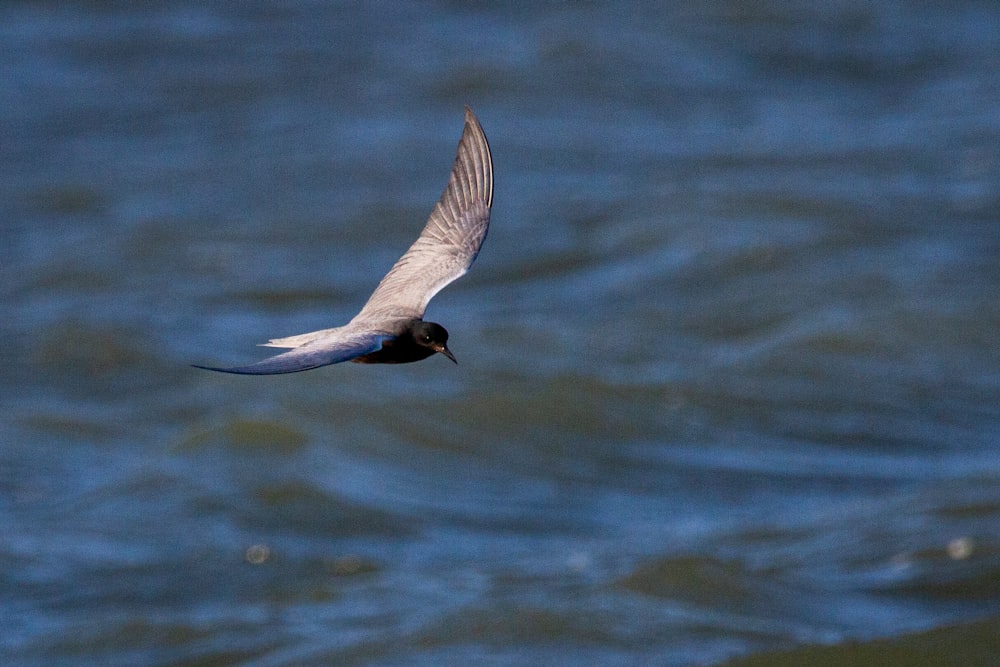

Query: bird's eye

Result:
[422,334,432,343]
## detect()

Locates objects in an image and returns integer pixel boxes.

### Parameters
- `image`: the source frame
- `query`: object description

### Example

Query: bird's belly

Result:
[351,338,435,364]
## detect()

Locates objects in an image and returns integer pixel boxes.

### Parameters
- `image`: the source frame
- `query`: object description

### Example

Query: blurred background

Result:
[3,2,1000,665]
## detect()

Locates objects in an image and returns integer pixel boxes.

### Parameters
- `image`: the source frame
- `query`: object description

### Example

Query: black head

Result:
[412,321,457,364]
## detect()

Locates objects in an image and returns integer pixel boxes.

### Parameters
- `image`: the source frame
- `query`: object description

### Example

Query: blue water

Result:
[3,2,1000,665]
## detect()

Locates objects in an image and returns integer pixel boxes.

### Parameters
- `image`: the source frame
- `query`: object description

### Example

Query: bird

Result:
[193,106,492,375]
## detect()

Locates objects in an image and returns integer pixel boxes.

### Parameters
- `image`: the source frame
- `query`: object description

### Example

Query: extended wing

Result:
[354,106,493,322]
[193,331,388,375]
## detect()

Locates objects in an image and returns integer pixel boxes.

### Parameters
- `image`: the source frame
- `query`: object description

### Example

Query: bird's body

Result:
[351,320,454,365]
[194,107,492,375]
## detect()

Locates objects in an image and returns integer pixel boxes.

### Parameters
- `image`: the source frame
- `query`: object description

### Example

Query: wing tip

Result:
[458,105,493,209]
[191,363,272,375]
[192,363,236,374]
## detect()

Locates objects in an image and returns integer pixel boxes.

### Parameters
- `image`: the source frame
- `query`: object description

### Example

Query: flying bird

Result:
[194,106,492,375]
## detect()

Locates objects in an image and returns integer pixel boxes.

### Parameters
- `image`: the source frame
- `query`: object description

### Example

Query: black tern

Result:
[194,106,492,375]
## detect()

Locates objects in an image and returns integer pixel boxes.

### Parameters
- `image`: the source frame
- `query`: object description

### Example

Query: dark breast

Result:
[351,335,435,364]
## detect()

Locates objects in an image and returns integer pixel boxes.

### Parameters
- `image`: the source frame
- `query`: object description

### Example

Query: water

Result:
[3,2,1000,665]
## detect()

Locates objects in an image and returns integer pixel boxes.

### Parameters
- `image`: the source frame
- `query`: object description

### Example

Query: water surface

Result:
[3,2,1000,665]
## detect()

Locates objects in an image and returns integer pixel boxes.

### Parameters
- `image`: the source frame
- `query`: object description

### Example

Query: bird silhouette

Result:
[194,106,492,375]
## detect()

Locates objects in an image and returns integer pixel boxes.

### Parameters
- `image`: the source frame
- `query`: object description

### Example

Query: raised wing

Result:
[193,331,388,375]
[355,106,493,322]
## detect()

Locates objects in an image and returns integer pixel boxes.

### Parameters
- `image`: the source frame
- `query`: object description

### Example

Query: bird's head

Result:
[412,321,457,364]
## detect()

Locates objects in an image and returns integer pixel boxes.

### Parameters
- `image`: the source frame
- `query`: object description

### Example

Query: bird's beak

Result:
[434,343,458,364]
